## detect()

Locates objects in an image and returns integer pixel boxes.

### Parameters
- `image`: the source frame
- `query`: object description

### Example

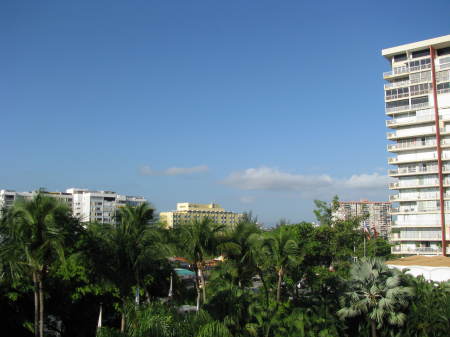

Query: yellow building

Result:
[160,202,243,228]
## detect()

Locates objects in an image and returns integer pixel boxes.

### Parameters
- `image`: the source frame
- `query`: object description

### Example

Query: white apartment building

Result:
[334,200,392,238]
[160,202,244,228]
[383,34,450,256]
[67,188,147,223]
[0,189,73,212]
[0,188,147,224]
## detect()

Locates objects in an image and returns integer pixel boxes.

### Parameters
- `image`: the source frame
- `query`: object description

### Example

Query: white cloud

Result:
[338,173,391,189]
[222,167,391,199]
[223,167,333,191]
[140,165,209,176]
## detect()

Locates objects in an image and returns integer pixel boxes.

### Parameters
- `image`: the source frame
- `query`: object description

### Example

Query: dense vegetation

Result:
[1,194,449,337]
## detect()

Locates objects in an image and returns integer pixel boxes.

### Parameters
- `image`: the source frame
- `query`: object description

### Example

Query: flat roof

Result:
[382,34,450,59]
[386,255,450,267]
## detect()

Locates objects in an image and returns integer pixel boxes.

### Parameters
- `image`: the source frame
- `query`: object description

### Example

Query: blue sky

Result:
[1,0,450,225]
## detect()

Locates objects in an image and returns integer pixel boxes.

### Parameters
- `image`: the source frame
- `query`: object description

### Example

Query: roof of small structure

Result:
[386,255,450,267]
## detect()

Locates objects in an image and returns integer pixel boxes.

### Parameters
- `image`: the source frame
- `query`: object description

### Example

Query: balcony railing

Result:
[436,63,450,71]
[388,193,450,201]
[384,80,410,89]
[410,63,432,72]
[389,180,439,189]
[395,235,442,240]
[385,102,432,114]
[391,207,443,214]
[411,102,431,110]
[437,88,450,95]
[391,247,442,254]
[386,92,410,101]
[383,64,431,78]
[388,167,438,175]
[388,154,439,164]
[389,194,400,201]
[387,141,436,151]
[383,67,409,77]
[387,127,437,140]
[386,113,435,127]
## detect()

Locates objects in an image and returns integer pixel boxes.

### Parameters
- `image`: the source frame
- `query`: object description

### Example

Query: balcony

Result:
[392,223,442,228]
[383,67,409,78]
[387,141,436,152]
[390,207,442,214]
[384,80,410,90]
[391,236,442,241]
[386,92,410,101]
[387,127,437,140]
[388,154,438,165]
[389,180,439,190]
[436,63,450,71]
[386,112,435,128]
[388,167,438,176]
[388,193,449,202]
[437,88,450,95]
[391,246,443,255]
[383,63,431,79]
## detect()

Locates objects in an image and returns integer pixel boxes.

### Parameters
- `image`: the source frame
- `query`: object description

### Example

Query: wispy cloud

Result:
[140,165,209,176]
[223,167,333,191]
[222,167,391,199]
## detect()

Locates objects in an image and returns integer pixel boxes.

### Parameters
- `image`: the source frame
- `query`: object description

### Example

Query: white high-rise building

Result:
[66,188,147,223]
[0,188,147,224]
[383,35,450,256]
[0,189,73,212]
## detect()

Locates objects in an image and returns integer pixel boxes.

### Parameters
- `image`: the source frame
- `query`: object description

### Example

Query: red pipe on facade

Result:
[429,46,447,256]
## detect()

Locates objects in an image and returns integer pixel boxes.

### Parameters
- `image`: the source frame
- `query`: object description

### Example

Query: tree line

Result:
[0,193,449,337]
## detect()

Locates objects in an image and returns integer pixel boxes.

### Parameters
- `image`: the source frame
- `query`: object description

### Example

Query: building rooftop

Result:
[339,200,390,204]
[386,255,450,267]
[382,34,450,59]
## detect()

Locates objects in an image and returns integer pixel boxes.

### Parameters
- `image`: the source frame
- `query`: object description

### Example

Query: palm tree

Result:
[180,218,225,310]
[89,202,167,331]
[0,193,73,337]
[220,221,261,288]
[261,226,301,302]
[337,257,414,337]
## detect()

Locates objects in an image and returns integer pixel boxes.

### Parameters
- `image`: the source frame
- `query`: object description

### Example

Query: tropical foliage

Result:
[1,193,449,337]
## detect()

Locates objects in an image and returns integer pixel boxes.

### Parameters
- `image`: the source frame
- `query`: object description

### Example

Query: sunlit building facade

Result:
[160,202,243,228]
[383,35,450,255]
[0,188,147,224]
[334,200,392,238]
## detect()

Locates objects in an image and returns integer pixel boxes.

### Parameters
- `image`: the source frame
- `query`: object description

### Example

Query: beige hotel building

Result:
[160,202,243,228]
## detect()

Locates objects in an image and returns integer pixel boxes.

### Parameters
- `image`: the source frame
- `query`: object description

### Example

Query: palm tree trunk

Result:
[199,268,206,303]
[32,272,39,337]
[276,268,283,302]
[38,274,44,337]
[194,266,201,311]
[370,319,377,337]
[145,289,151,304]
[120,299,126,332]
[196,289,201,311]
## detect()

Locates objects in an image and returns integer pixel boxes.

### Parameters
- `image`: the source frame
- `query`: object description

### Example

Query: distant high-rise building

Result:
[66,188,147,223]
[383,34,450,256]
[0,189,73,212]
[334,200,392,238]
[0,188,147,224]
[160,202,243,228]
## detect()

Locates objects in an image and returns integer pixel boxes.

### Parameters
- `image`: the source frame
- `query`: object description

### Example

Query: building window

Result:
[411,49,430,59]
[394,53,407,62]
